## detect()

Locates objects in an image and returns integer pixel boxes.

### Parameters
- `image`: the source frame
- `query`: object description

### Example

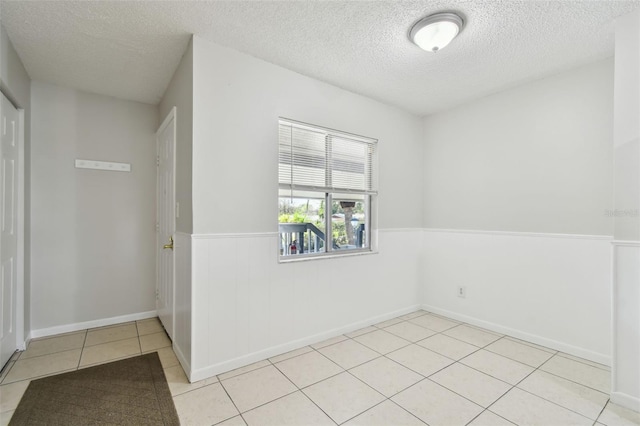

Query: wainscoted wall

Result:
[173,232,193,375]
[611,10,640,412]
[422,229,612,365]
[611,242,640,410]
[186,229,421,381]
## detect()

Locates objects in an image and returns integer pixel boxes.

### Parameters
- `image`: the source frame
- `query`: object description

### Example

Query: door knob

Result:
[163,236,174,250]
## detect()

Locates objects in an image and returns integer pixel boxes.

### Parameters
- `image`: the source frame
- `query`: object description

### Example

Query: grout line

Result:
[0,361,16,385]
[482,345,597,424]
[595,399,610,425]
[482,336,555,368]
[555,352,611,372]
[536,355,611,394]
[503,335,558,355]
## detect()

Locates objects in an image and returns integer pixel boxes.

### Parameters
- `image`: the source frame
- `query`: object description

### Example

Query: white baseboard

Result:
[422,304,611,366]
[188,304,421,382]
[173,343,192,380]
[610,391,640,413]
[28,310,158,340]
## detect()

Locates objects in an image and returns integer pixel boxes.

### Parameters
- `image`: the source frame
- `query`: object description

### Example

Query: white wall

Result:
[421,60,615,364]
[160,37,193,234]
[183,37,424,380]
[192,38,424,234]
[30,82,158,333]
[611,9,640,412]
[423,230,612,363]
[1,23,31,341]
[189,231,421,380]
[423,59,614,236]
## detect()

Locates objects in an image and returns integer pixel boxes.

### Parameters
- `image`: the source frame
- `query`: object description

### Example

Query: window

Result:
[278,119,377,260]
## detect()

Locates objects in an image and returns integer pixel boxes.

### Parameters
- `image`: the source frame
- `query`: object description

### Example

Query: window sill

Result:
[278,249,378,264]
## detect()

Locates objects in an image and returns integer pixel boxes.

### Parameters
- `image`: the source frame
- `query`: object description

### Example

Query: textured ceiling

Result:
[1,1,639,116]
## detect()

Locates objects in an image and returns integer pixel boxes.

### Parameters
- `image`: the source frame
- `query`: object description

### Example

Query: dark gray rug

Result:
[9,352,179,425]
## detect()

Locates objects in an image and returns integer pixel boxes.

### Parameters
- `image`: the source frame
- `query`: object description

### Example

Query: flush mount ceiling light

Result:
[409,12,464,53]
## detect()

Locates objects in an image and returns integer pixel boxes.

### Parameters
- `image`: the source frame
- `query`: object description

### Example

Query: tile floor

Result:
[1,311,639,426]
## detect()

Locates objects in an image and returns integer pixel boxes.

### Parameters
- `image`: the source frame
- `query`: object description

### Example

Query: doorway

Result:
[156,108,176,341]
[0,91,23,368]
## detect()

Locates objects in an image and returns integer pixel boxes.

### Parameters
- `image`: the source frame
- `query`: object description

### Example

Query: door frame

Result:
[155,107,177,340]
[0,89,26,356]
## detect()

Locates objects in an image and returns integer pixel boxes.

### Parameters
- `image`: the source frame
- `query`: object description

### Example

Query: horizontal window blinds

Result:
[278,120,377,196]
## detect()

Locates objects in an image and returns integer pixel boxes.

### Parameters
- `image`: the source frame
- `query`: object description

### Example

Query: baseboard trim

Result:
[29,310,158,340]
[423,228,613,241]
[188,304,421,382]
[422,304,611,366]
[610,391,640,413]
[611,240,640,247]
[173,343,192,380]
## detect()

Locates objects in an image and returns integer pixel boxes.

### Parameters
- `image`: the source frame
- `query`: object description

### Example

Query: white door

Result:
[156,108,176,341]
[0,93,20,367]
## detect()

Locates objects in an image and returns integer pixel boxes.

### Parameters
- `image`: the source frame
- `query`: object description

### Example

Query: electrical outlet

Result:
[457,286,466,298]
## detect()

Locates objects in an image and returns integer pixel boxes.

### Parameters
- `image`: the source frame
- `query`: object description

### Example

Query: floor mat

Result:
[9,352,179,425]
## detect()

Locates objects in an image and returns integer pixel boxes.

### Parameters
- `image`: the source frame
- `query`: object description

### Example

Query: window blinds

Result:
[278,120,377,197]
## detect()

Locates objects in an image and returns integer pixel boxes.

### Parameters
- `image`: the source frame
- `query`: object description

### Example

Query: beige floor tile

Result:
[269,346,313,364]
[491,387,592,425]
[84,323,137,347]
[346,326,377,338]
[344,400,425,425]
[3,349,81,383]
[540,354,611,393]
[383,322,437,342]
[216,415,247,425]
[557,352,611,371]
[468,410,515,425]
[303,372,385,424]
[0,362,14,383]
[174,382,239,425]
[221,365,297,412]
[218,360,271,381]
[518,370,609,420]
[79,337,140,367]
[354,329,411,354]
[417,334,478,360]
[485,338,555,367]
[165,364,207,396]
[150,346,180,369]
[460,349,534,385]
[136,317,165,336]
[409,314,459,332]
[398,311,428,321]
[387,344,453,377]
[598,401,640,426]
[392,379,483,426]
[443,325,502,347]
[275,350,342,388]
[0,410,13,426]
[0,380,30,412]
[139,331,172,352]
[311,335,348,349]
[374,317,404,329]
[318,339,379,370]
[204,375,220,386]
[430,363,511,407]
[20,331,86,359]
[349,357,423,397]
[243,391,334,426]
[504,336,556,354]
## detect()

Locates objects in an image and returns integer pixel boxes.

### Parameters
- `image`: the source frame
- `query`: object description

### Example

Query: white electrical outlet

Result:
[457,286,466,298]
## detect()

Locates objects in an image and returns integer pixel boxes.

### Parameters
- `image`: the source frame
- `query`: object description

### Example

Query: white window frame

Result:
[278,118,378,262]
